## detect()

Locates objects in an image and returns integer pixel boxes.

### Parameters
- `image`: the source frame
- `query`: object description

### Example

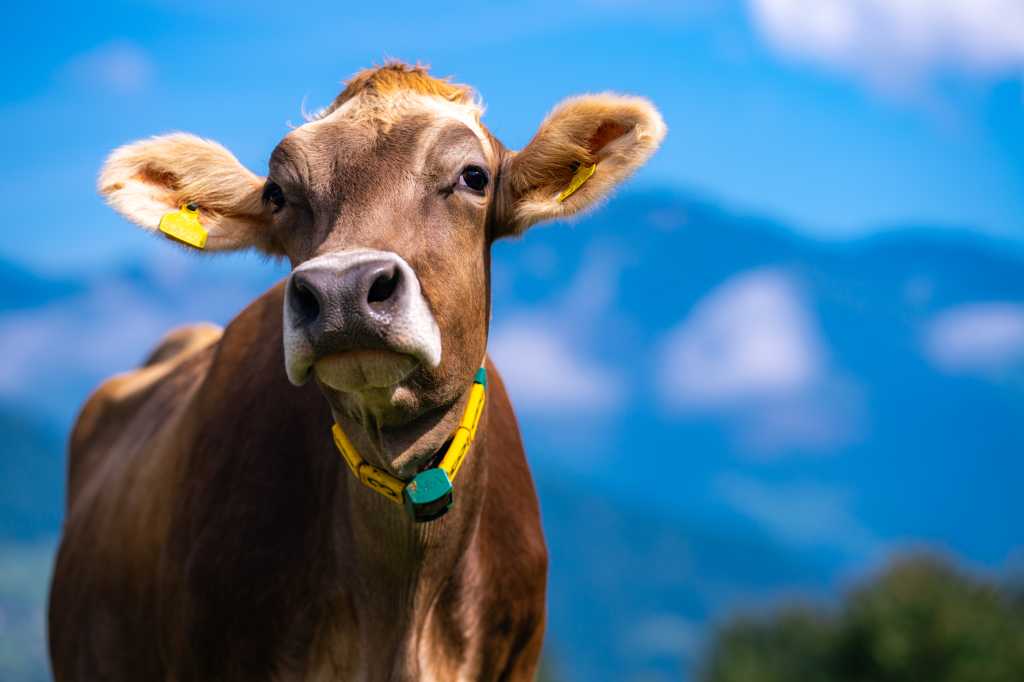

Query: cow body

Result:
[49,284,547,681]
[49,62,664,681]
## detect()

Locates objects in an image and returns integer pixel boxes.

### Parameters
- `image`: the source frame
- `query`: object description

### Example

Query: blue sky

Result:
[2,0,1023,269]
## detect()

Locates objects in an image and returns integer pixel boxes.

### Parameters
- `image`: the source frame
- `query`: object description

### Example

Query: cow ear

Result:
[98,133,279,253]
[494,94,665,238]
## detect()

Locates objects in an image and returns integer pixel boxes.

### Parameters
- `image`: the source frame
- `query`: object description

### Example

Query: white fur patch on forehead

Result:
[297,90,493,163]
[403,93,492,161]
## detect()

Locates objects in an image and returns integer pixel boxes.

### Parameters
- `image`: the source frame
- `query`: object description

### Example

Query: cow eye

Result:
[262,181,286,212]
[458,166,488,193]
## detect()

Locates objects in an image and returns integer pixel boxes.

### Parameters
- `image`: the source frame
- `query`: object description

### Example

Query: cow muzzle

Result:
[282,250,442,389]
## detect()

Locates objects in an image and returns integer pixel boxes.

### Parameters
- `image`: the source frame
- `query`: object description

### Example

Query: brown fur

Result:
[51,287,547,681]
[321,61,476,118]
[55,62,664,681]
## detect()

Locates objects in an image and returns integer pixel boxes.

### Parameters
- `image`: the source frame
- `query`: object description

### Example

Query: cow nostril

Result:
[367,267,400,308]
[291,279,321,325]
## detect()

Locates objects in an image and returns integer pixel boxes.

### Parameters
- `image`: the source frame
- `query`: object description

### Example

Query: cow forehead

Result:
[292,91,494,166]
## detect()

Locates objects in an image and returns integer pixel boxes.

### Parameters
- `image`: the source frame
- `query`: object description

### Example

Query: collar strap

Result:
[331,367,488,523]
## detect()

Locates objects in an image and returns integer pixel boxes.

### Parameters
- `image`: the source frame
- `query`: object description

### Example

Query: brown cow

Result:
[49,62,665,681]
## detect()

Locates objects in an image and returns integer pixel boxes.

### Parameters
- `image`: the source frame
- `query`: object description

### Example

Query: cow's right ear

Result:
[98,133,278,254]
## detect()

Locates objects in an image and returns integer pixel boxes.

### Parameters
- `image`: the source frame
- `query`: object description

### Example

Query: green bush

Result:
[702,554,1024,682]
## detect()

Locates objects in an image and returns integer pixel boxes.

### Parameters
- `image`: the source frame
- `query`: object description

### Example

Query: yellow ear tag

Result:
[557,163,596,203]
[158,203,208,249]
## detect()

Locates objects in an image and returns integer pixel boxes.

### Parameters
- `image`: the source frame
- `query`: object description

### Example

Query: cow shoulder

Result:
[66,322,223,507]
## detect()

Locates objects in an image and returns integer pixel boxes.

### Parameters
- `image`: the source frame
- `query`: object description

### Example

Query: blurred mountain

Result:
[0,260,81,312]
[0,407,63,541]
[0,188,1021,681]
[0,542,52,682]
[538,477,830,682]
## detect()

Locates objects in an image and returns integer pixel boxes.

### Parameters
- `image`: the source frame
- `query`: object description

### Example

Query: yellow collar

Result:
[330,367,488,523]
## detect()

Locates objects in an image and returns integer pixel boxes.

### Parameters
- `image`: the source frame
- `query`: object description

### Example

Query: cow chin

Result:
[313,350,418,392]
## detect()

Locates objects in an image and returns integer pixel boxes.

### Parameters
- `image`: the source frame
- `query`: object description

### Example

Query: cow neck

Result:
[338,468,486,677]
[331,369,490,674]
[331,367,487,524]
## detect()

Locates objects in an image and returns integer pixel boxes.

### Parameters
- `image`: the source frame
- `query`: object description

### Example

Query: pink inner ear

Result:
[587,121,631,157]
[136,165,181,191]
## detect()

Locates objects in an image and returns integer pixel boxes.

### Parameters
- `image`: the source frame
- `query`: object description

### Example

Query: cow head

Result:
[99,63,665,475]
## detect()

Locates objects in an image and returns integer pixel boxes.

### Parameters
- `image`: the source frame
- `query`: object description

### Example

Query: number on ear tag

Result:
[557,163,596,202]
[159,203,207,249]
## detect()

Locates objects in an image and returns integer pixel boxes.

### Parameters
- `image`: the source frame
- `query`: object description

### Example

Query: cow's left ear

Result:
[495,94,666,238]
[98,133,279,254]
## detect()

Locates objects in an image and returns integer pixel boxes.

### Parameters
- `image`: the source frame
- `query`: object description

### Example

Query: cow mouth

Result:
[313,349,419,392]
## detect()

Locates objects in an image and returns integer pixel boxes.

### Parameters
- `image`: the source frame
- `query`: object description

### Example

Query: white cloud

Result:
[658,268,863,454]
[0,284,168,395]
[923,302,1024,375]
[716,473,877,555]
[490,244,630,414]
[747,0,1024,90]
[659,268,824,407]
[489,316,623,413]
[64,42,154,95]
[0,255,279,423]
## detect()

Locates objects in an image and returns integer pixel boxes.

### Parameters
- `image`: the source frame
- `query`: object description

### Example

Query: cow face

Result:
[99,63,664,473]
